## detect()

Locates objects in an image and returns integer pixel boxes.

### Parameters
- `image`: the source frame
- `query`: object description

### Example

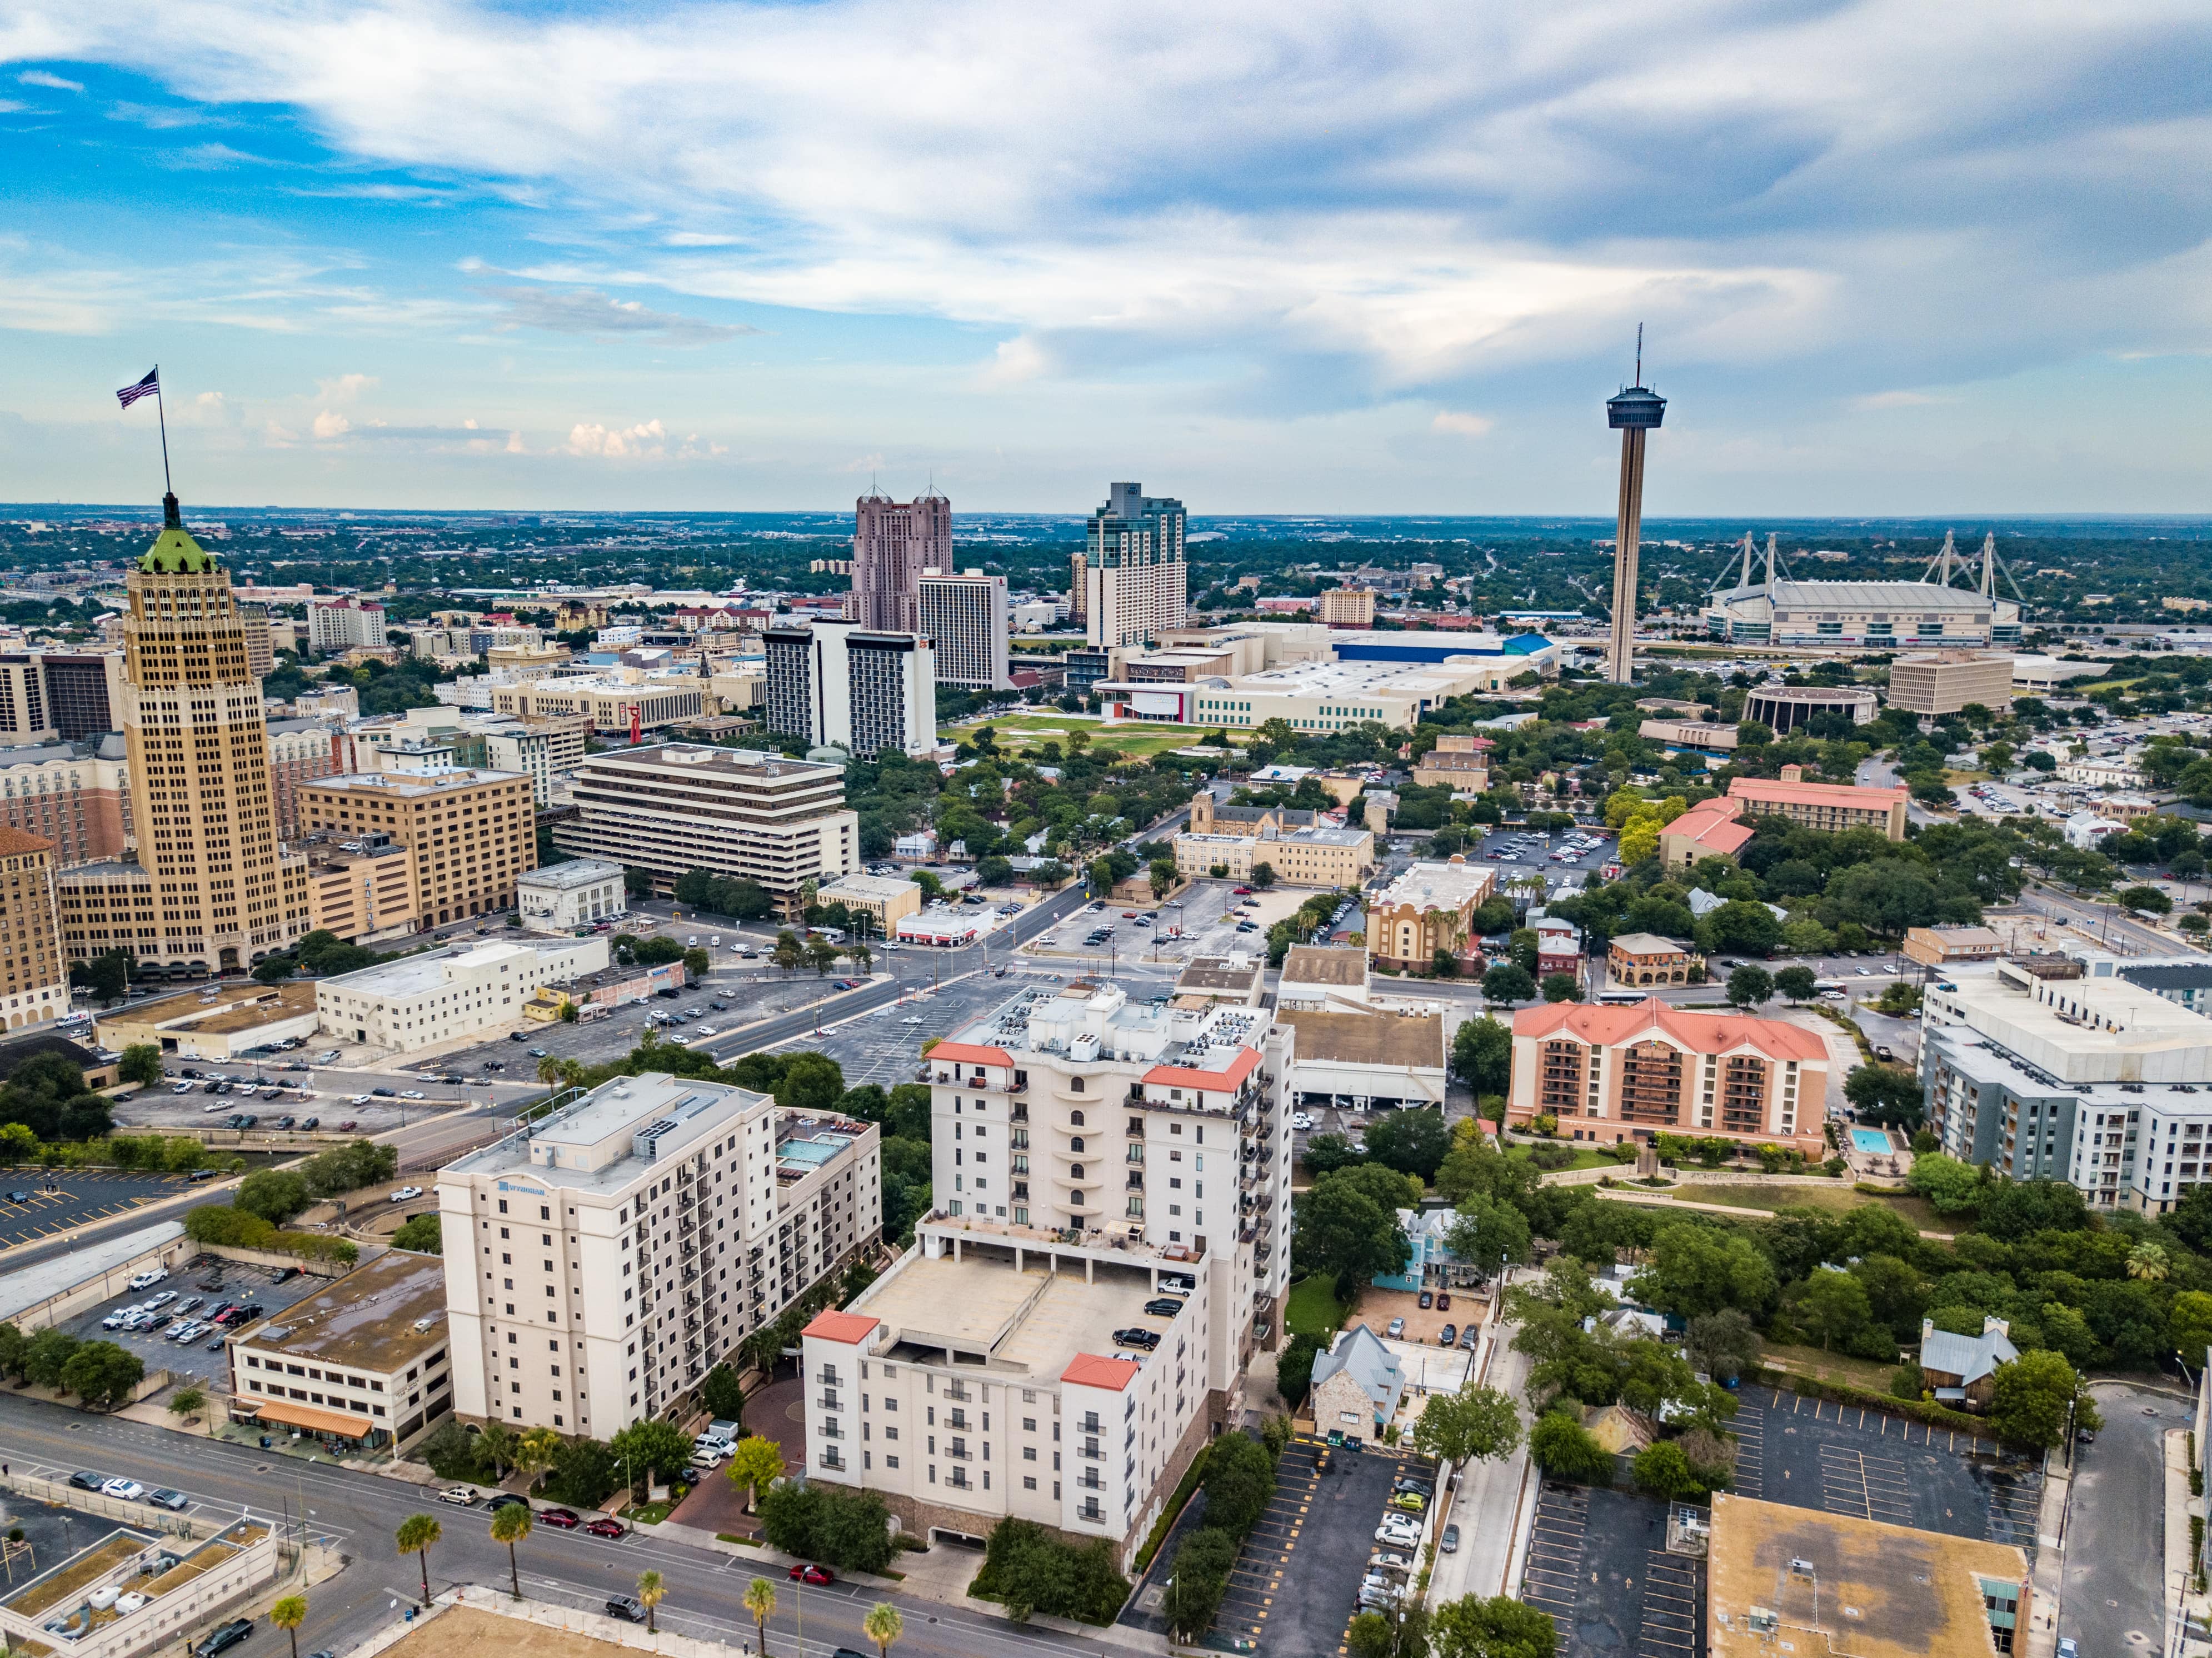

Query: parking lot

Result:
[1472,826,1614,878]
[1120,1435,1440,1655]
[0,1172,203,1252]
[1729,1389,2042,1550]
[1522,1483,1705,1658]
[57,1253,329,1385]
[1026,881,1314,972]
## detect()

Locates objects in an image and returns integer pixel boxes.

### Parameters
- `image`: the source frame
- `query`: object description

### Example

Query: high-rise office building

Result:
[0,657,56,745]
[1083,482,1187,647]
[0,827,67,1032]
[436,1072,881,1436]
[235,604,275,680]
[55,495,311,978]
[763,622,937,758]
[297,767,536,928]
[917,568,1011,690]
[39,654,124,741]
[307,596,388,655]
[851,492,951,633]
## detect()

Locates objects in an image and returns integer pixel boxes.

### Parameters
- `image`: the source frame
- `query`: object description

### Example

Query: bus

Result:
[1596,990,1646,1005]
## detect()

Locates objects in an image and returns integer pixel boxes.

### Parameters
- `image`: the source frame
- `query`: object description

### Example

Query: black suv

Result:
[1142,1298,1184,1318]
[605,1597,647,1624]
[487,1493,530,1512]
[192,1621,253,1658]
[1112,1327,1160,1350]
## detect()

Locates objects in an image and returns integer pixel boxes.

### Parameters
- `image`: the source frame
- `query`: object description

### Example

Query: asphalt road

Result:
[0,1394,1100,1658]
[2061,1381,2179,1658]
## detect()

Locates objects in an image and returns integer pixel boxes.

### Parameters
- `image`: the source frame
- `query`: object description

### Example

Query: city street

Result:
[2060,1381,2179,1658]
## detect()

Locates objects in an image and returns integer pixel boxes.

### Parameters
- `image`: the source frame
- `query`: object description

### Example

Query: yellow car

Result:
[1387,1490,1428,1515]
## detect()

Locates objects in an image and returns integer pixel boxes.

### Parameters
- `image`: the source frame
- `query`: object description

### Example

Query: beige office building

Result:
[1365,857,1495,975]
[297,767,536,928]
[228,1249,453,1447]
[1317,588,1376,627]
[0,828,66,1032]
[438,1072,881,1436]
[813,872,923,932]
[56,498,311,978]
[554,744,857,900]
[1173,825,1374,887]
[1886,650,2015,717]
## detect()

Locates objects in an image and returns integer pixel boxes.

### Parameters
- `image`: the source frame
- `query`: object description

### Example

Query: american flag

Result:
[116,369,159,409]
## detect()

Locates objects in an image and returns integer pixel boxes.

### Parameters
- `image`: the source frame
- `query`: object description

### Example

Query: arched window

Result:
[1070,1164,1085,1180]
[1070,1078,1085,1094]
[1070,1137,1086,1153]
[1071,1108,1086,1125]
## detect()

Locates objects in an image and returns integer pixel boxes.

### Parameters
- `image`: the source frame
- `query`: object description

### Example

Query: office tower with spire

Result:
[1604,336,1665,684]
[1083,481,1187,647]
[850,490,951,633]
[56,493,309,978]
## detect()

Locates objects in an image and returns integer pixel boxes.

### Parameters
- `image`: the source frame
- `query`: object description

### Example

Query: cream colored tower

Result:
[58,495,307,978]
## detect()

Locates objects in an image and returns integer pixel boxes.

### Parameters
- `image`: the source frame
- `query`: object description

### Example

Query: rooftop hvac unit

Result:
[1746,1608,1778,1635]
[1789,1559,1816,1577]
[633,1116,681,1161]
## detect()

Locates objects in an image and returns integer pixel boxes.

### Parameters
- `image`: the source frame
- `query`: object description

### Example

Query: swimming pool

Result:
[1850,1127,1895,1155]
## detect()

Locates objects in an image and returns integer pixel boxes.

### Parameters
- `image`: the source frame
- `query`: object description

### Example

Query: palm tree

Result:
[489,1503,532,1600]
[515,1426,562,1488]
[269,1595,307,1658]
[636,1571,665,1635]
[862,1602,902,1658]
[477,1421,518,1481]
[743,1577,777,1657]
[395,1514,442,1602]
[2128,1241,2171,1282]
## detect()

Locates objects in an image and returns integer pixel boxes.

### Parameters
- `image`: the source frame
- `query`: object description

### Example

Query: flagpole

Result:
[153,365,173,498]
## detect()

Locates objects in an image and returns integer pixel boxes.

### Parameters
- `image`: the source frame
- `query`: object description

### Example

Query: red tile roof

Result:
[802,1310,881,1345]
[928,1042,1014,1068]
[1061,1354,1142,1390]
[1664,801,1755,856]
[1142,1046,1262,1093]
[1511,997,1829,1061]
[1729,775,1906,810]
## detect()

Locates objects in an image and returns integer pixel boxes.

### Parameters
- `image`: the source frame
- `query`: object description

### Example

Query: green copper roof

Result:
[139,526,215,575]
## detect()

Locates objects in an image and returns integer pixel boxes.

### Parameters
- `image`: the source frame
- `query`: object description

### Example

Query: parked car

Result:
[787,1564,835,1586]
[390,1186,423,1202]
[68,1470,106,1491]
[1387,1490,1427,1514]
[301,1117,320,1131]
[400,1090,427,1101]
[1385,1317,1405,1339]
[583,1519,627,1539]
[192,1620,254,1658]
[1143,1298,1184,1318]
[605,1598,647,1624]
[371,1088,396,1098]
[1437,1324,1457,1347]
[1460,1324,1479,1350]
[486,1494,530,1513]
[1112,1327,1160,1350]
[539,1509,580,1529]
[129,1267,169,1291]
[1436,1292,1450,1311]
[1440,1524,1460,1554]
[149,1489,189,1511]
[337,1120,358,1132]
[102,1479,147,1501]
[436,1487,477,1506]
[528,1048,549,1058]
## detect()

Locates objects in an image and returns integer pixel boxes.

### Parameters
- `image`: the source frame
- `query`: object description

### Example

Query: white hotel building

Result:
[802,980,1293,1559]
[438,1072,880,1437]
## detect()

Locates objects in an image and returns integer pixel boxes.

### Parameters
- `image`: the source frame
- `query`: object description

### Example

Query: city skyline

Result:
[1,3,2209,515]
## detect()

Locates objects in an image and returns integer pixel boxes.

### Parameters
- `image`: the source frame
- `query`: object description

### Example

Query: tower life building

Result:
[1083,482,1186,647]
[56,495,309,978]
[1604,375,1666,685]
[917,568,1011,690]
[851,492,951,633]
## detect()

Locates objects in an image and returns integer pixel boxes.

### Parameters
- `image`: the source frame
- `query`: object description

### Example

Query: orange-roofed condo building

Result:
[802,977,1294,1561]
[1509,998,1830,1156]
[1728,764,1906,841]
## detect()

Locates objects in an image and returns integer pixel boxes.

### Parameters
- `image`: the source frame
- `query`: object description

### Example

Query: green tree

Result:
[805,940,842,976]
[1251,862,1276,890]
[1365,1108,1449,1180]
[60,1341,144,1409]
[21,1328,78,1389]
[1631,1225,1777,1320]
[863,1602,903,1658]
[774,1052,845,1114]
[1411,1383,1522,1467]
[1724,964,1774,1010]
[1683,1309,1760,1381]
[1149,858,1178,901]
[1482,963,1535,1003]
[1445,1195,1532,1273]
[1631,1441,1710,1502]
[391,1213,442,1253]
[744,1577,777,1658]
[1451,1016,1511,1095]
[1989,1350,2101,1450]
[1292,1175,1407,1292]
[490,1502,532,1599]
[725,1436,783,1511]
[475,1420,518,1481]
[1906,1151,1983,1214]
[395,1513,442,1602]
[683,946,712,978]
[700,1362,746,1422]
[1786,1268,1875,1352]
[1430,1594,1558,1658]
[1774,965,1818,1003]
[1846,1064,1926,1131]
[117,1045,164,1087]
[236,1167,311,1225]
[269,1595,308,1658]
[610,1419,695,1494]
[636,1571,666,1635]
[1540,973,1581,1002]
[167,1384,208,1430]
[1275,1332,1322,1407]
[1527,1411,1612,1483]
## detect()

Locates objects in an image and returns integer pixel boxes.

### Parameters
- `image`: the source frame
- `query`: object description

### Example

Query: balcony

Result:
[820,1424,845,1441]
[1010,1105,1029,1123]
[817,1392,842,1410]
[1078,1471,1103,1491]
[1126,1173,1145,1191]
[820,1450,846,1471]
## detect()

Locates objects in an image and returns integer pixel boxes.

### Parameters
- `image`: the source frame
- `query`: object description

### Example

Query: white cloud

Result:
[16,71,82,92]
[311,409,350,439]
[479,284,754,344]
[1852,390,1954,410]
[1431,409,1495,437]
[566,418,666,457]
[315,373,375,402]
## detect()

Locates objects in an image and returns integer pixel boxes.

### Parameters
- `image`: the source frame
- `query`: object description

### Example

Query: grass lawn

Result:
[958,713,1244,761]
[1286,1275,1349,1341]
[1687,1181,1955,1234]
[1759,1340,1904,1393]
[1508,1145,1622,1172]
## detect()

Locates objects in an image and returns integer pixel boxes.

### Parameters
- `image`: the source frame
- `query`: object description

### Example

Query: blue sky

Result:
[2,0,2210,514]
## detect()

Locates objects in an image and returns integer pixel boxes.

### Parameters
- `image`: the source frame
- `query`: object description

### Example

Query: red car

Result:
[336,1120,358,1132]
[787,1564,835,1586]
[1232,886,1252,895]
[538,1509,580,1529]
[583,1519,627,1539]
[1121,911,1137,918]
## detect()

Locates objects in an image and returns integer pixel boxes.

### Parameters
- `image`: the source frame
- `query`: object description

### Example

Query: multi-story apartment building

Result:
[1507,997,1829,1156]
[802,980,1292,1559]
[762,622,936,758]
[56,497,311,980]
[0,655,59,745]
[296,767,536,928]
[438,1072,881,1436]
[1921,956,2212,1213]
[1365,857,1495,975]
[850,492,951,633]
[917,570,1011,691]
[1725,765,1907,841]
[1317,588,1376,627]
[553,744,857,901]
[266,718,338,843]
[0,739,131,865]
[1083,482,1187,648]
[307,597,388,655]
[0,827,67,1033]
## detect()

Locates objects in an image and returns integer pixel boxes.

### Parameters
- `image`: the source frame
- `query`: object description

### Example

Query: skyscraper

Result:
[763,622,937,758]
[1083,481,1187,647]
[1605,350,1666,685]
[917,568,1011,690]
[851,491,951,633]
[56,494,309,978]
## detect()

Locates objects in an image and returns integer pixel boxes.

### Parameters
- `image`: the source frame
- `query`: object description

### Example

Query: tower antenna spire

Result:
[1634,324,1643,386]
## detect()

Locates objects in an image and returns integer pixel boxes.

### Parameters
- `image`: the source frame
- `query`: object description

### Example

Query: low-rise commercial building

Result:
[0,1520,279,1658]
[1886,650,2015,717]
[2058,755,2146,790]
[554,745,857,901]
[488,673,705,736]
[297,828,419,942]
[1607,932,1704,987]
[815,872,923,933]
[1727,765,1907,841]
[517,858,627,934]
[1172,825,1372,888]
[522,958,687,1021]
[1902,925,2004,967]
[1279,1008,1446,1112]
[1637,718,1739,758]
[1509,997,1828,1155]
[1408,747,1491,791]
[317,937,608,1052]
[227,1248,452,1446]
[1277,944,1369,1010]
[438,1072,880,1436]
[1739,683,1879,734]
[1366,857,1495,975]
[1172,953,1266,1007]
[96,980,319,1061]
